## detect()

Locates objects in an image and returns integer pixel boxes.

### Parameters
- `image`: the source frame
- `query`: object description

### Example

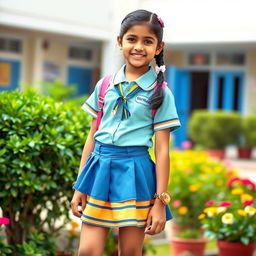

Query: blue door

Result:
[67,66,92,96]
[209,71,244,112]
[0,59,20,91]
[166,66,191,147]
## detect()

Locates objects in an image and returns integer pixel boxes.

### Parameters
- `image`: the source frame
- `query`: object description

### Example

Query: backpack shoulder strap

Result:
[96,75,112,130]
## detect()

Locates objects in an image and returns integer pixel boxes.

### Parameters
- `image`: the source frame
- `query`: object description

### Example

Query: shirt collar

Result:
[112,64,158,91]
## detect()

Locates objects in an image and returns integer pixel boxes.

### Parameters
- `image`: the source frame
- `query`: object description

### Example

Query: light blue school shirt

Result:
[81,65,181,147]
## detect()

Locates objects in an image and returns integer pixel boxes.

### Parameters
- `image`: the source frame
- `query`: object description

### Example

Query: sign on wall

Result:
[43,61,61,82]
[0,63,11,86]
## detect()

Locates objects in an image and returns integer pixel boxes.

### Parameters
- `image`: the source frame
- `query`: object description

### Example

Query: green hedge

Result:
[0,88,90,248]
[188,110,242,149]
[243,115,256,147]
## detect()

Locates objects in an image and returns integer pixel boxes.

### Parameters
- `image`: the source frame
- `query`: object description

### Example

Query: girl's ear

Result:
[117,36,122,49]
[155,42,165,56]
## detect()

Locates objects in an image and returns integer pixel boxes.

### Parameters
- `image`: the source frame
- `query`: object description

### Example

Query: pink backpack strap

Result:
[151,81,167,119]
[96,75,112,130]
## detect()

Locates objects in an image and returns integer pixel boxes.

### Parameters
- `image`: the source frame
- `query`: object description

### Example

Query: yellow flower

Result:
[70,220,80,229]
[221,213,234,224]
[189,184,200,192]
[67,229,77,235]
[244,206,256,216]
[217,207,227,214]
[231,188,244,195]
[178,206,188,215]
[216,180,224,186]
[214,166,223,173]
[237,209,247,216]
[198,213,206,220]
[241,194,253,202]
[203,207,218,217]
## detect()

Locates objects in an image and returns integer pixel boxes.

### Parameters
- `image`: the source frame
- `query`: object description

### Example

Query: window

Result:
[216,53,245,66]
[69,47,93,61]
[188,53,210,66]
[0,37,22,53]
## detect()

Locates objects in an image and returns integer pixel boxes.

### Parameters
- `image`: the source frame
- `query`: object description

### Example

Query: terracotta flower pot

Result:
[217,240,256,256]
[171,237,208,256]
[238,147,252,159]
[207,149,225,160]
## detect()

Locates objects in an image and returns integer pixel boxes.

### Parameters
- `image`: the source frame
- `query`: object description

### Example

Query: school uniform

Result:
[73,64,181,228]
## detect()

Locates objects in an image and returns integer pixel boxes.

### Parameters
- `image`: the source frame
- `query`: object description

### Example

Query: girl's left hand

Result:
[144,200,166,235]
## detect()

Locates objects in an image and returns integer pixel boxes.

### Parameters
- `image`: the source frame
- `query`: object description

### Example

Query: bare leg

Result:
[78,222,110,256]
[118,226,146,256]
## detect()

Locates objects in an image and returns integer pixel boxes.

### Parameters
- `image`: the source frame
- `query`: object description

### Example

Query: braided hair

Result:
[119,9,165,111]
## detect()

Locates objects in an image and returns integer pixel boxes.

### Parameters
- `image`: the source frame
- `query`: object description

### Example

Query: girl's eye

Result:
[127,38,136,42]
[145,40,153,44]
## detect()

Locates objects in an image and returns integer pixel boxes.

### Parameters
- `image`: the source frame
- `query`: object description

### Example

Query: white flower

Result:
[244,206,256,216]
[221,213,234,224]
[217,207,227,214]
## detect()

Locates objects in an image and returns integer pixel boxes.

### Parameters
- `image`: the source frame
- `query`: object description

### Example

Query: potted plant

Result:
[171,229,208,256]
[188,110,242,159]
[238,115,256,159]
[167,149,235,256]
[199,176,256,256]
[168,149,232,232]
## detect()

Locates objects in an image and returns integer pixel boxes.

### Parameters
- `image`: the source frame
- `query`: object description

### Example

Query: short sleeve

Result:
[81,78,104,118]
[153,87,181,132]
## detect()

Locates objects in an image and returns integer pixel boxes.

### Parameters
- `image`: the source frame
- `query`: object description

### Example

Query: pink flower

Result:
[173,200,181,208]
[219,201,232,207]
[205,200,215,206]
[0,217,10,225]
[182,140,192,149]
[243,200,254,206]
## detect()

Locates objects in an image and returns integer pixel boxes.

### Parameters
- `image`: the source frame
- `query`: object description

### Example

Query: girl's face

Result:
[117,24,164,71]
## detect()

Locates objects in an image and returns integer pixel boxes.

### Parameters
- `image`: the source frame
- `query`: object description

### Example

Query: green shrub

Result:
[0,88,90,248]
[243,115,256,147]
[188,110,242,149]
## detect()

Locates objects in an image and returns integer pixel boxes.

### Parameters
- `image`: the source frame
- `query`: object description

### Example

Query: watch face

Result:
[161,192,171,204]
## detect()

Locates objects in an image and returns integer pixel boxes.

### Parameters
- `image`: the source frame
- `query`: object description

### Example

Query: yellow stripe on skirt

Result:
[81,195,155,228]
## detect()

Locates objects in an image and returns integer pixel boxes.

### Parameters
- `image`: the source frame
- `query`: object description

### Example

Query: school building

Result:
[1,0,256,146]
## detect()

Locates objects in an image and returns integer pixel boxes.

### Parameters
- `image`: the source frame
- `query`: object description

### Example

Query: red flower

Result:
[219,201,232,207]
[205,200,215,206]
[242,200,254,206]
[241,179,256,191]
[227,177,240,188]
[0,217,10,225]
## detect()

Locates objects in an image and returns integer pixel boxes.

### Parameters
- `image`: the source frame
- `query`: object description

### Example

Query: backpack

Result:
[95,75,158,130]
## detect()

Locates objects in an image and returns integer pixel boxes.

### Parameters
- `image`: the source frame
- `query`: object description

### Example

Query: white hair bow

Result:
[155,65,166,74]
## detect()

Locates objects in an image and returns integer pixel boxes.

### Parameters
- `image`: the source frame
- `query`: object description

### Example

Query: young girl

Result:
[71,9,181,256]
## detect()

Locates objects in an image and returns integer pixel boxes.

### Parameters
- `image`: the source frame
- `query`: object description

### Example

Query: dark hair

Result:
[119,9,165,110]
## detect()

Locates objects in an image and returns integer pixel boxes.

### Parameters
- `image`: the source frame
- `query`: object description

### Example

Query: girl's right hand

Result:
[70,190,87,218]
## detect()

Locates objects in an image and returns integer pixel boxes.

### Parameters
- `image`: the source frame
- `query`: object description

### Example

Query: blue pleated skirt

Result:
[73,140,173,228]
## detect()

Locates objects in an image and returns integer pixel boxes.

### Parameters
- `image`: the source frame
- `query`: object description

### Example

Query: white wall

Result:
[139,0,256,44]
[0,0,112,40]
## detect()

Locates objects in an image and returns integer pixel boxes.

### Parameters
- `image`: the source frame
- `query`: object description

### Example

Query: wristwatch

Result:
[154,192,171,205]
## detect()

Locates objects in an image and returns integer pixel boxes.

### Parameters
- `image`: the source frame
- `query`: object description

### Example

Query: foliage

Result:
[242,115,256,147]
[0,88,91,246]
[188,110,242,149]
[200,177,256,244]
[40,79,89,107]
[16,230,57,256]
[176,229,202,239]
[167,149,236,230]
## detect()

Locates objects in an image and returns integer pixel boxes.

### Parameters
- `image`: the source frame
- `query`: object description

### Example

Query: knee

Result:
[119,247,143,256]
[78,245,101,256]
